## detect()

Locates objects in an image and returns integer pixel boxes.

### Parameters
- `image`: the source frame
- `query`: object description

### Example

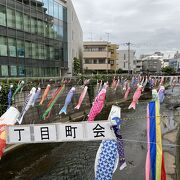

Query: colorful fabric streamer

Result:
[114,77,120,91]
[112,124,127,170]
[95,109,126,179]
[171,77,177,92]
[128,85,143,110]
[7,85,13,109]
[59,87,75,115]
[95,140,118,180]
[75,86,88,110]
[42,84,65,120]
[159,76,164,86]
[12,81,25,101]
[32,88,41,107]
[123,80,128,92]
[97,80,103,95]
[0,125,6,159]
[88,83,108,122]
[111,77,116,89]
[17,87,36,124]
[0,107,20,159]
[158,86,165,104]
[145,100,166,180]
[39,84,51,105]
[142,76,148,91]
[124,82,130,100]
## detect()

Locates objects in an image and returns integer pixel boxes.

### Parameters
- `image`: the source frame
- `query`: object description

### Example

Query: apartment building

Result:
[83,41,119,73]
[134,59,142,73]
[142,55,163,73]
[109,44,119,72]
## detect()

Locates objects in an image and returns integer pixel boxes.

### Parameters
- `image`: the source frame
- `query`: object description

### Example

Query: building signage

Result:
[6,121,116,144]
[6,105,120,144]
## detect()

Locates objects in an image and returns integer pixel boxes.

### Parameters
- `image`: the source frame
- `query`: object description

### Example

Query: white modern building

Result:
[117,50,136,72]
[67,0,83,76]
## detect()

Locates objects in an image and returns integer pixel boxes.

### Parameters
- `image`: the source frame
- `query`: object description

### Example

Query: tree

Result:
[161,66,176,75]
[73,57,81,75]
[117,68,124,74]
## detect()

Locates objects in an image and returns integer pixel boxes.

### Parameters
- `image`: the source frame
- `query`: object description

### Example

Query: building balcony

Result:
[83,63,111,70]
[83,51,111,58]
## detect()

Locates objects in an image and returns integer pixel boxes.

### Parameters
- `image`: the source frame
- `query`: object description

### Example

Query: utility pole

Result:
[125,42,132,74]
[105,33,110,74]
[90,32,93,41]
[106,32,110,42]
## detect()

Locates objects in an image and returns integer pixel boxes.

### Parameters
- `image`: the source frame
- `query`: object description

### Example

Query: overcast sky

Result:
[72,0,180,57]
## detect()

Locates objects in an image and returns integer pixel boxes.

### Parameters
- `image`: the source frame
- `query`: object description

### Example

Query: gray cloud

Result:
[72,0,180,56]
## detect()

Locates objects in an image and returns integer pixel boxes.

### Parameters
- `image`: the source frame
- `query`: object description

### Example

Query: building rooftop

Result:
[83,41,110,46]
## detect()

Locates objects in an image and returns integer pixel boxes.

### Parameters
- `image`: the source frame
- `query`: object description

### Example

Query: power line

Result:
[121,138,180,147]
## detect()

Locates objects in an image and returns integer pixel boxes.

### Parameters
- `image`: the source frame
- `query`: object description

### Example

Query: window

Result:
[85,59,92,64]
[44,22,49,37]
[31,18,36,34]
[53,23,59,38]
[39,67,44,76]
[16,11,23,30]
[124,62,126,68]
[31,43,36,59]
[54,2,59,19]
[0,5,6,26]
[111,50,114,54]
[99,47,105,51]
[58,24,63,39]
[48,24,54,38]
[59,4,63,20]
[33,67,39,77]
[124,54,126,60]
[25,41,31,58]
[93,59,98,64]
[99,59,105,64]
[17,40,25,58]
[110,60,114,65]
[8,38,16,57]
[49,0,54,16]
[18,66,25,76]
[0,36,7,56]
[43,0,49,13]
[38,44,44,59]
[1,65,8,76]
[44,67,50,76]
[37,20,44,35]
[7,9,15,28]
[44,45,49,59]
[26,67,32,77]
[24,14,30,32]
[10,66,17,76]
[49,47,54,60]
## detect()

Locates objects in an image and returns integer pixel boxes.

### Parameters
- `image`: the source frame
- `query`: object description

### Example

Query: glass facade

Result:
[0,0,68,77]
